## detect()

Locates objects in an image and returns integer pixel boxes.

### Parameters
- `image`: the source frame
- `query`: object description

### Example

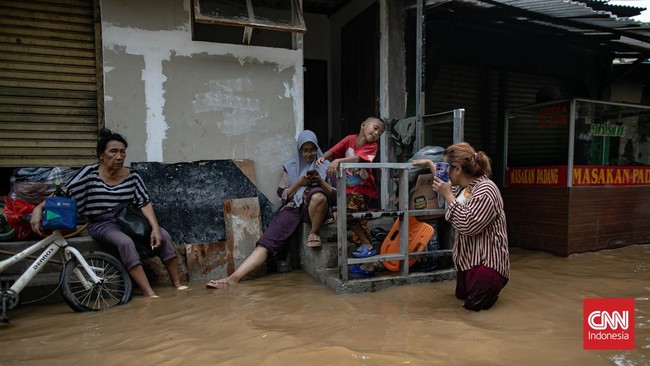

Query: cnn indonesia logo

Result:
[583,298,635,350]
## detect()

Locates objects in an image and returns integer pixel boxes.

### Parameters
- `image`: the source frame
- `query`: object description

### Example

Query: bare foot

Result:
[148,294,160,298]
[176,285,189,291]
[206,278,233,289]
[307,233,321,248]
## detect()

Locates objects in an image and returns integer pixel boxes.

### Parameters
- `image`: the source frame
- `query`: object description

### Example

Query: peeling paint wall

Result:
[100,0,304,206]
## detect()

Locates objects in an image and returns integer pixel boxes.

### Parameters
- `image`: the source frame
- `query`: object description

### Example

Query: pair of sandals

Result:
[349,245,377,277]
[349,264,374,276]
[352,245,377,258]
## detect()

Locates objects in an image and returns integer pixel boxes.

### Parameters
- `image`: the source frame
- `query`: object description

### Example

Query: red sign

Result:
[505,166,650,187]
[537,104,568,127]
[505,166,567,186]
[583,298,635,350]
[573,165,650,186]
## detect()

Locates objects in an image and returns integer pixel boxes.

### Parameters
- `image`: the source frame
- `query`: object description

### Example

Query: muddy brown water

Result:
[1,245,648,365]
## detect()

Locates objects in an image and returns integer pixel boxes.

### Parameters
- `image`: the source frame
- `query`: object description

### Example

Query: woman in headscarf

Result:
[206,130,335,289]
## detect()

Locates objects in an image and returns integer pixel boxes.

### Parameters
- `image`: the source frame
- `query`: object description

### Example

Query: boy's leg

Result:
[347,192,371,246]
[347,193,375,270]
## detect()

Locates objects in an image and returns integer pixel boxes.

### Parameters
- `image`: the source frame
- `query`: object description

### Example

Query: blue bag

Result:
[42,196,77,230]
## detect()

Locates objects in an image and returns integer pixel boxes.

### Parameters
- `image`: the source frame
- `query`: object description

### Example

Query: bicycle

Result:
[0,229,132,323]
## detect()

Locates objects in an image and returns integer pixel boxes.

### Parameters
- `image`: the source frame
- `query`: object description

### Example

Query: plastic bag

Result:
[395,145,445,186]
[3,196,36,240]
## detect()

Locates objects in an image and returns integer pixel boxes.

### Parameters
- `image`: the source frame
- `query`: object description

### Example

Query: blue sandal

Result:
[349,264,375,276]
[352,245,377,258]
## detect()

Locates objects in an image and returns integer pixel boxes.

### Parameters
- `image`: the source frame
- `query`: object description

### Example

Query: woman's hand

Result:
[29,203,45,236]
[431,176,453,202]
[299,174,312,186]
[150,227,163,250]
[309,172,323,186]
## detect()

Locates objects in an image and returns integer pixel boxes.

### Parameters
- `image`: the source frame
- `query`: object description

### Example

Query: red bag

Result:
[3,196,36,240]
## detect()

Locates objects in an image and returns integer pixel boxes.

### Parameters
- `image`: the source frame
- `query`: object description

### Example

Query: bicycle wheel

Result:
[60,251,132,312]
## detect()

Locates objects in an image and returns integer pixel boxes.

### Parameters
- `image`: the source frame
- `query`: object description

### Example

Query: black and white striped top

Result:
[445,175,510,278]
[66,163,151,218]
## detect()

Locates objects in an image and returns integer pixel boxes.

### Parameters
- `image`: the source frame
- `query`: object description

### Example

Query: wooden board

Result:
[185,197,263,281]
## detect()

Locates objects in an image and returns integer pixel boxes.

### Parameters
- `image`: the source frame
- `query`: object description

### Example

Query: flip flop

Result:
[351,245,377,258]
[349,264,374,276]
[307,233,322,248]
[206,279,230,289]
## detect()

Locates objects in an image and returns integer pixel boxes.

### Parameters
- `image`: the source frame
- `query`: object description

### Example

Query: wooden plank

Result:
[233,159,257,185]
[223,197,264,278]
[185,241,229,282]
[185,197,264,281]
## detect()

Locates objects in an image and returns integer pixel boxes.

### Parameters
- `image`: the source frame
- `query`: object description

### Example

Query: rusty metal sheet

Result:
[185,196,264,281]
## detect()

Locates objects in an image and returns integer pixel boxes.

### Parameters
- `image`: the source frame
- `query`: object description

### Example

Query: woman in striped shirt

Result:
[413,142,509,311]
[31,129,186,298]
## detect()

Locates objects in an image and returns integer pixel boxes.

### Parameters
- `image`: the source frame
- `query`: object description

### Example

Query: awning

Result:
[410,0,650,58]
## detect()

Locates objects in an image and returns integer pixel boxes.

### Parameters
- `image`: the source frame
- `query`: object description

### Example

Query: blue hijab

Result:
[283,130,330,206]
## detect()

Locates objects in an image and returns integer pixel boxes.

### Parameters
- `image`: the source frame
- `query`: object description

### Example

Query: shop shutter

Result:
[427,63,485,150]
[0,0,100,167]
[506,71,571,167]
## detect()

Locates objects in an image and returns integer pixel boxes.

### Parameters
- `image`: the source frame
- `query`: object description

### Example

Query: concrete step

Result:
[296,217,456,294]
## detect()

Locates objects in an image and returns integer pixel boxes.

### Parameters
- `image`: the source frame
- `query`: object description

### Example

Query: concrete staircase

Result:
[296,218,456,294]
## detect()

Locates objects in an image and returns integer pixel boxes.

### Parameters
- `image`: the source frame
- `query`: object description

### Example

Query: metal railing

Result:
[335,162,448,281]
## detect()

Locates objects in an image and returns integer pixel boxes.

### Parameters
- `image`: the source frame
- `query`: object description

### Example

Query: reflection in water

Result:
[1,246,648,365]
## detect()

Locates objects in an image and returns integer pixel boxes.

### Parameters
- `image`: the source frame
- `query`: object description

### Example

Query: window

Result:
[192,0,306,48]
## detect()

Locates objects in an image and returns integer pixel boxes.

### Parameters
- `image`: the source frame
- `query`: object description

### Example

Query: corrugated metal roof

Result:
[410,0,650,57]
[489,0,650,56]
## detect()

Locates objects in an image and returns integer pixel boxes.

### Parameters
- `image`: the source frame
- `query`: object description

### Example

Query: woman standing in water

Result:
[412,142,509,311]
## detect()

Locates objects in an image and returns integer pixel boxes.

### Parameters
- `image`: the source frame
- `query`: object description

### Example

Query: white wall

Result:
[100,0,305,206]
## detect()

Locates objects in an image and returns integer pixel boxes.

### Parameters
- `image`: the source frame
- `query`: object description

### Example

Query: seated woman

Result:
[30,129,187,298]
[206,130,335,289]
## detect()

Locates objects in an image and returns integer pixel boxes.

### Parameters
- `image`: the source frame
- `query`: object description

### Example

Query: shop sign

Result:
[590,123,625,137]
[537,105,568,127]
[506,166,650,186]
[573,165,650,186]
[505,166,567,186]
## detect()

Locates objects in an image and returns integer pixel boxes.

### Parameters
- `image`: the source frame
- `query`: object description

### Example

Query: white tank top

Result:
[455,187,470,205]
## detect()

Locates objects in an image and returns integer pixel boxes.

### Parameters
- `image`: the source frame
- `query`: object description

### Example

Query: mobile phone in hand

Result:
[306,169,318,177]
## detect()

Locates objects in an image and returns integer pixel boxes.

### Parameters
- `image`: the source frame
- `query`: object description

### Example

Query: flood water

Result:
[1,245,648,365]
